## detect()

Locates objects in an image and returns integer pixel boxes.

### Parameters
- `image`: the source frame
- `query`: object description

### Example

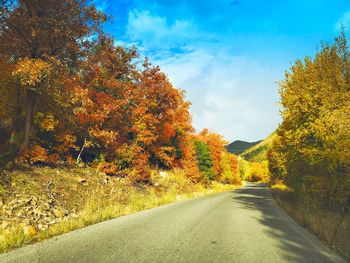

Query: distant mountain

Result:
[241,133,276,162]
[226,140,262,155]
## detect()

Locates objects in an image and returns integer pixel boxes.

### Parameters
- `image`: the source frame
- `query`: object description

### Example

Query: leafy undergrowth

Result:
[270,183,350,261]
[0,167,240,253]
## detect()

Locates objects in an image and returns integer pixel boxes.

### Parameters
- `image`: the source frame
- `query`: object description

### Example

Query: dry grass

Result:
[270,182,292,192]
[271,183,350,261]
[0,167,241,253]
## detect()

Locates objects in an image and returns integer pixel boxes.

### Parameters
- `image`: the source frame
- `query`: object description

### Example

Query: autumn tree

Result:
[239,158,251,181]
[59,36,193,180]
[0,0,106,149]
[219,153,234,183]
[250,161,269,182]
[69,36,138,158]
[132,60,192,170]
[181,135,201,181]
[0,0,235,186]
[268,31,350,211]
[196,129,232,180]
[201,130,227,177]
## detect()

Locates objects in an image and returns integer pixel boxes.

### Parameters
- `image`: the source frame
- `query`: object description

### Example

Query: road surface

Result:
[0,183,345,263]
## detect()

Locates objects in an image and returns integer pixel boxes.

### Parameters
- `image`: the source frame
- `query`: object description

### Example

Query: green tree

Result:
[194,140,215,181]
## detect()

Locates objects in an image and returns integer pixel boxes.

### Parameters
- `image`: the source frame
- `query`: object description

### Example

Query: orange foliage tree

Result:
[0,0,106,149]
[0,0,241,186]
[196,129,228,179]
[61,37,193,181]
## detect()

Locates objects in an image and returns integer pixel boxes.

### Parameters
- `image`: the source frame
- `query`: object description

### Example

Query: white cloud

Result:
[123,8,284,142]
[126,9,199,50]
[155,48,282,142]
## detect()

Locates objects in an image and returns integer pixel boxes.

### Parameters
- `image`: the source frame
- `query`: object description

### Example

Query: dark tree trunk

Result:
[9,85,22,152]
[23,88,35,147]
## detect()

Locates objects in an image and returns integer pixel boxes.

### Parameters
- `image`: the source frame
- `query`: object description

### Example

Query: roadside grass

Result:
[270,182,350,261]
[0,167,240,253]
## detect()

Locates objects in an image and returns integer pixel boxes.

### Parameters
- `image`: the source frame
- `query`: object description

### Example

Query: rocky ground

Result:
[1,194,78,236]
[0,166,119,241]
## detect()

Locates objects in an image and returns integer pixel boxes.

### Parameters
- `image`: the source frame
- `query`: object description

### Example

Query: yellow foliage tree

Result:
[268,31,350,211]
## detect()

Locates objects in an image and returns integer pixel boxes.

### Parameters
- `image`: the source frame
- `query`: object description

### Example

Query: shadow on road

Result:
[231,183,341,263]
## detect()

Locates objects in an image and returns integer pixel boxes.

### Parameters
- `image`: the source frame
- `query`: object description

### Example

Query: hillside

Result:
[241,133,276,162]
[225,140,262,155]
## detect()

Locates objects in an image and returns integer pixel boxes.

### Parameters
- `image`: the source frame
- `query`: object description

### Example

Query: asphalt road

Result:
[0,183,346,263]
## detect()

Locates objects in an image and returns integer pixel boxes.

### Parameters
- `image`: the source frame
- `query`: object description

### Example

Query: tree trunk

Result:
[23,88,35,147]
[9,85,22,152]
[76,138,87,164]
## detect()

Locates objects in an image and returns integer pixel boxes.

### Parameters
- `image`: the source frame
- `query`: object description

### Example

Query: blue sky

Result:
[94,0,350,142]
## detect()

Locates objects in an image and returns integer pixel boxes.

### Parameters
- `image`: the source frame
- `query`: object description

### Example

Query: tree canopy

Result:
[0,0,241,184]
[268,31,350,212]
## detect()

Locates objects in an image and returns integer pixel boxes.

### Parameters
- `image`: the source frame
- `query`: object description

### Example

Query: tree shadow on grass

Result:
[231,183,345,263]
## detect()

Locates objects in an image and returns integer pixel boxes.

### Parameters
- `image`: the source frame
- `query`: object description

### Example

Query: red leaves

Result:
[196,130,228,177]
[17,145,59,166]
[159,124,176,144]
[180,135,201,181]
[0,1,202,183]
[59,38,193,179]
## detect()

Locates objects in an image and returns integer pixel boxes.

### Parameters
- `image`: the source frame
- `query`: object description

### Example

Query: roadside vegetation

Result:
[0,166,239,252]
[228,32,350,260]
[1,0,348,259]
[0,0,246,253]
[268,32,350,260]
